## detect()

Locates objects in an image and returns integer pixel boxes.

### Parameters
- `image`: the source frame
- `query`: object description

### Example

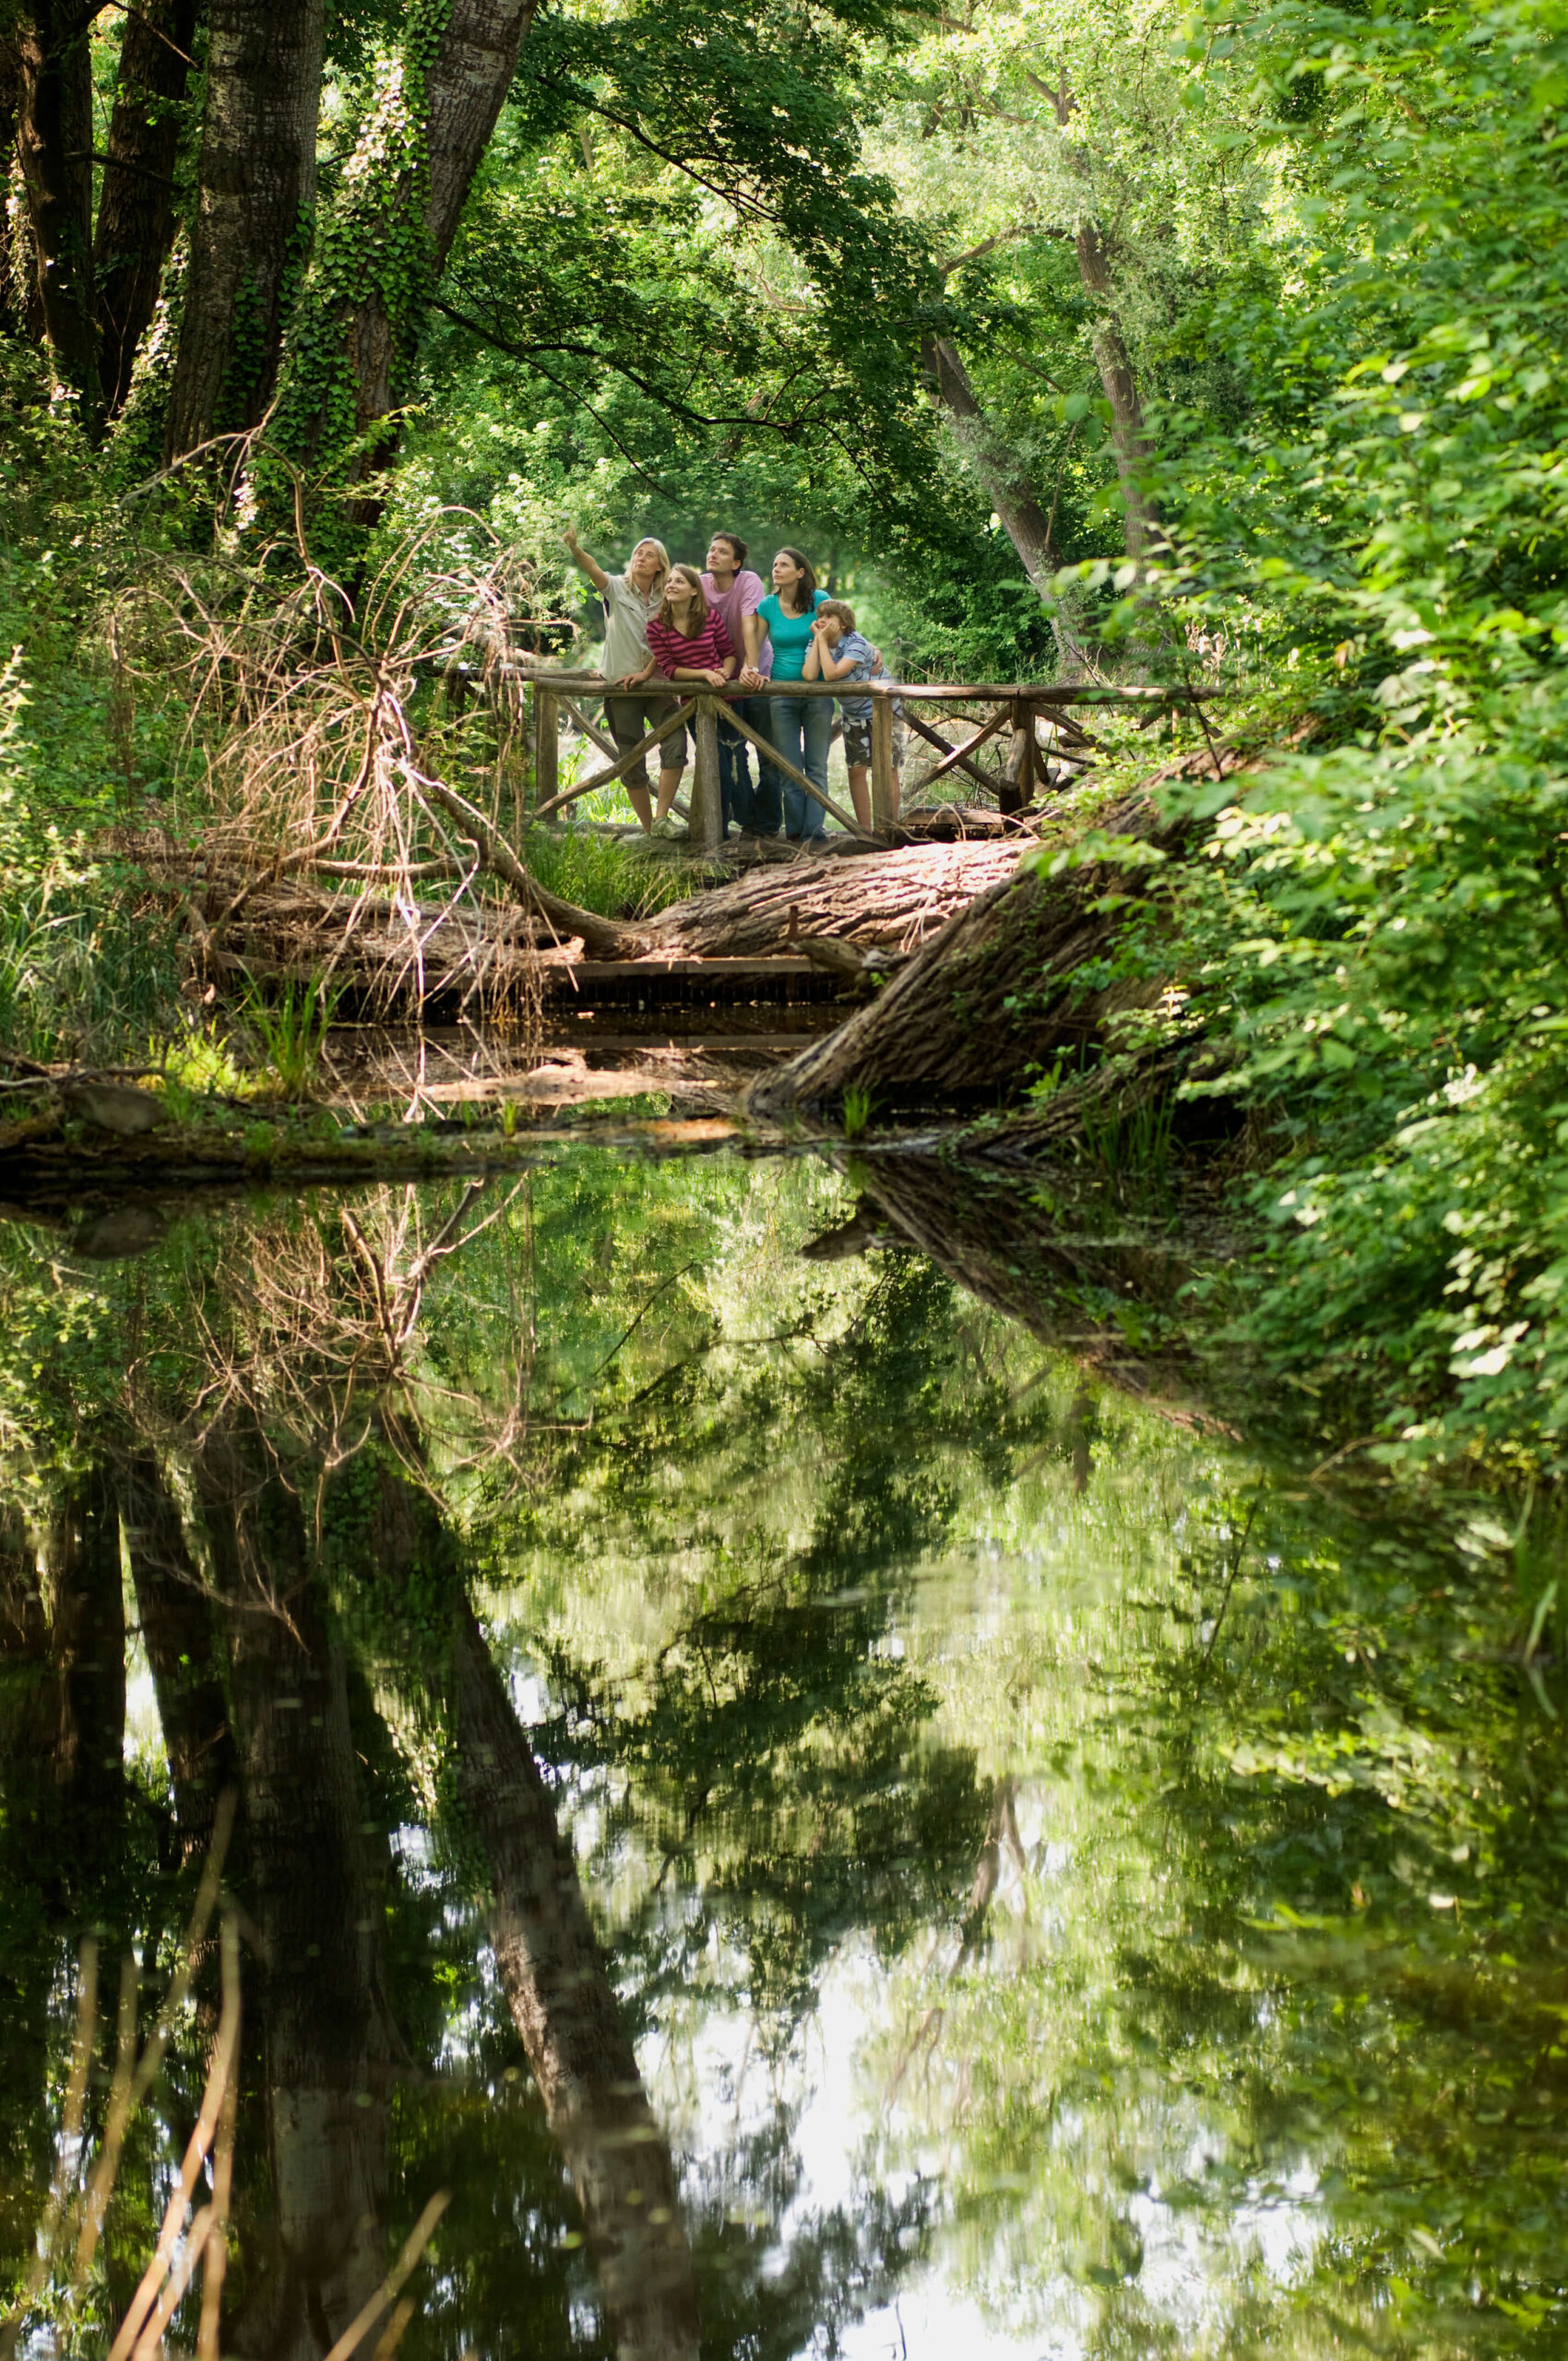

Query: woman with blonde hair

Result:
[563,525,671,831]
[627,564,739,838]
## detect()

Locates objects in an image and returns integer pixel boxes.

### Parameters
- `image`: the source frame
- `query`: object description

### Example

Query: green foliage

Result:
[839,1082,874,1137]
[242,976,342,1098]
[1073,0,1568,1473]
[0,363,187,1061]
[517,823,695,919]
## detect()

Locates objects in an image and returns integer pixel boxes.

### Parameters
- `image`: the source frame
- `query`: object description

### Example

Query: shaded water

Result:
[1,1150,1564,2359]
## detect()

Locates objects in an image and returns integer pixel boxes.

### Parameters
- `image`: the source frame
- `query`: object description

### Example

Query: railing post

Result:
[1001,699,1036,815]
[870,692,897,840]
[690,695,722,852]
[533,685,558,813]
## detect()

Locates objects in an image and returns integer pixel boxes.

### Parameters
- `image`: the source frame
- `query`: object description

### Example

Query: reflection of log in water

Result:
[850,1153,1183,1365]
[838,1151,1231,1431]
[196,1446,393,2361]
[447,1590,700,2361]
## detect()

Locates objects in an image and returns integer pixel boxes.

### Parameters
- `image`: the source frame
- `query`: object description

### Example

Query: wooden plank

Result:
[690,695,722,853]
[913,705,1010,793]
[901,708,996,797]
[562,697,617,759]
[721,704,875,841]
[533,687,558,813]
[870,697,896,839]
[532,701,695,819]
[541,955,818,981]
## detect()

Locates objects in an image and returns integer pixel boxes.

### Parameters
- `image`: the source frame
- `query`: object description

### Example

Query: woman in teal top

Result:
[756,549,830,840]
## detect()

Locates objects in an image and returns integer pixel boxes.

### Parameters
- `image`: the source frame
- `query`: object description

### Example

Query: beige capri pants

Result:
[604,692,683,790]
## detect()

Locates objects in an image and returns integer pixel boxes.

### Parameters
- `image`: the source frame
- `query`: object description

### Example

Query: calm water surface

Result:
[1,1149,1564,2360]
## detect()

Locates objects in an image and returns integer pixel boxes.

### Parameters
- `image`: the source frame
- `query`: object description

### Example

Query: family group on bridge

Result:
[563,527,907,842]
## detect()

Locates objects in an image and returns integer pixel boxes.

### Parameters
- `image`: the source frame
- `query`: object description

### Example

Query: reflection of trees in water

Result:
[1,1169,1025,2359]
[0,1163,1180,2361]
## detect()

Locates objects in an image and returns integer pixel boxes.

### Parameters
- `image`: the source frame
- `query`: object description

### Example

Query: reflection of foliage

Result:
[490,1258,1058,2031]
[869,1485,1568,2355]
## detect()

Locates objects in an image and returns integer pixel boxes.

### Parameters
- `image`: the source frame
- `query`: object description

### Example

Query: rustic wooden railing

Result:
[509,669,1215,851]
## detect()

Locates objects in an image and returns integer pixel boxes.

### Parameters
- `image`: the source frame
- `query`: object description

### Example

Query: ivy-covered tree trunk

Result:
[14,0,99,419]
[93,0,199,414]
[294,0,538,481]
[0,40,30,343]
[163,0,324,461]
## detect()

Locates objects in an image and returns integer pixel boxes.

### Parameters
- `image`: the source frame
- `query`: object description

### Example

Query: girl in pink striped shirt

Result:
[628,564,738,838]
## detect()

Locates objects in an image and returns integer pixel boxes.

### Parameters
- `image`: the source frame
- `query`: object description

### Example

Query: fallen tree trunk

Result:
[746,753,1250,1118]
[646,843,1021,959]
[155,839,1022,1010]
[743,833,1167,1117]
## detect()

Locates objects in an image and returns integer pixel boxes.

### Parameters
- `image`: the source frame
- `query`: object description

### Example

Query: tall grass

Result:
[520,825,706,920]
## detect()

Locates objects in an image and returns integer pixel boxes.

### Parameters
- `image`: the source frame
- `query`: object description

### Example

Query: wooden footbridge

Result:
[517,670,1215,849]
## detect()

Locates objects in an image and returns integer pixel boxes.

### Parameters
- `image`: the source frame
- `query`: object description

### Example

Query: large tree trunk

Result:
[163,0,324,461]
[447,1590,700,2361]
[14,0,99,417]
[93,0,198,414]
[1074,222,1158,562]
[0,39,28,342]
[920,332,1063,597]
[649,840,1022,957]
[201,1441,391,2361]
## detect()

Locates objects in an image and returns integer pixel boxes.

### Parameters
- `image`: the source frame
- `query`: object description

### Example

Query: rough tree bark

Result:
[649,841,1022,958]
[919,331,1063,598]
[93,0,199,414]
[745,787,1189,1116]
[1074,220,1159,563]
[14,0,99,416]
[163,0,325,460]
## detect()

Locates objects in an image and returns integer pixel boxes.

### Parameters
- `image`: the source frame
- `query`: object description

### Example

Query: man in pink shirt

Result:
[701,529,782,837]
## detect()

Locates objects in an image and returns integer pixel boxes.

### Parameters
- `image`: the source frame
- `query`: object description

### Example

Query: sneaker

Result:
[650,813,684,841]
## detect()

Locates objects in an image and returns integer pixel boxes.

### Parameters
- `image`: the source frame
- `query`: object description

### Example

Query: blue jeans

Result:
[770,693,832,839]
[727,697,784,835]
[719,697,766,833]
